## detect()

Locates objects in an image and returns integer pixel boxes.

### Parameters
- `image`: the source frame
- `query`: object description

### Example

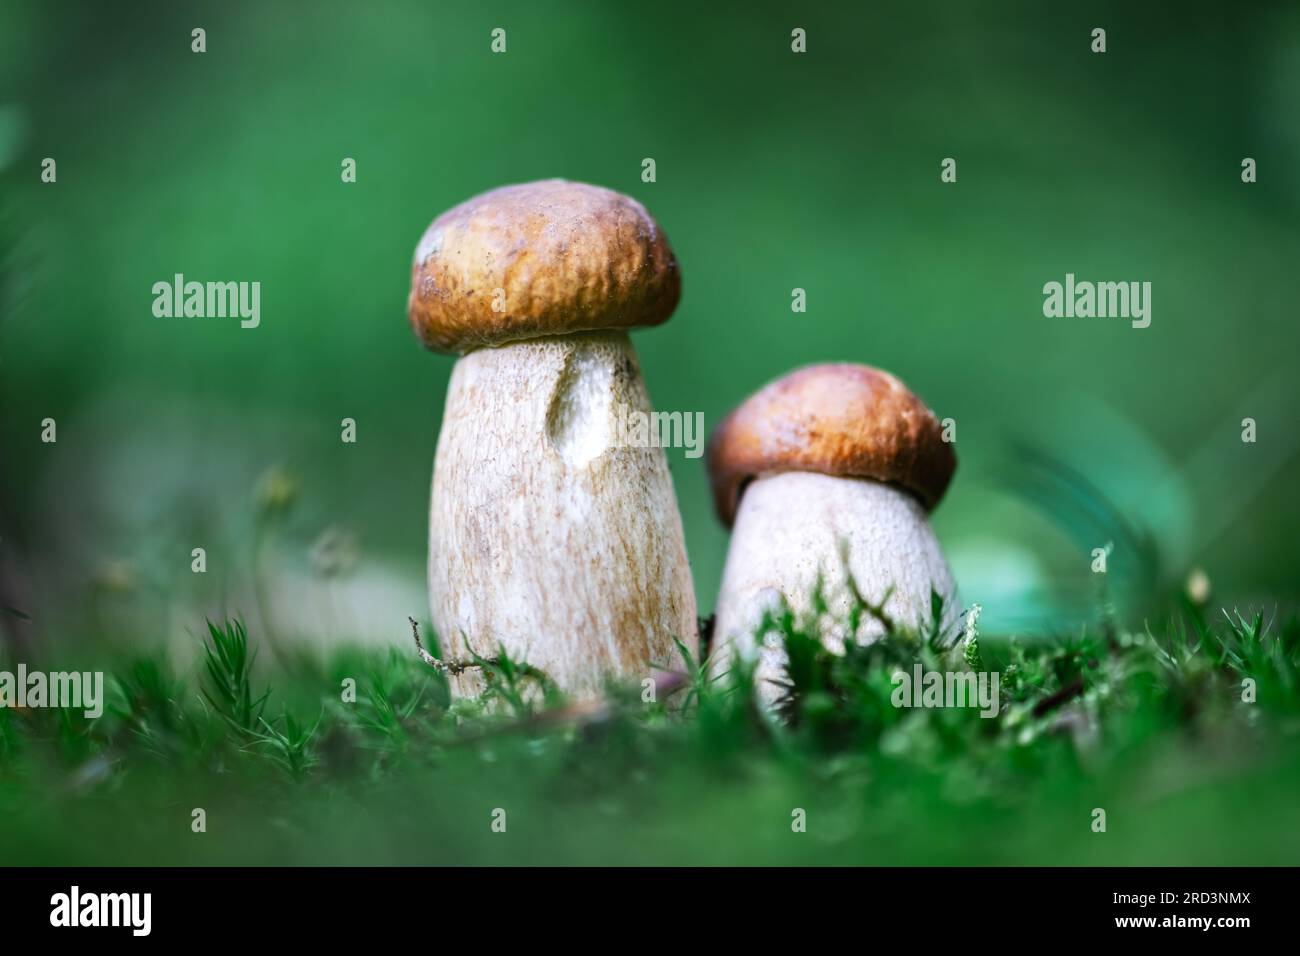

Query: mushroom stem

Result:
[429,330,697,698]
[710,471,959,705]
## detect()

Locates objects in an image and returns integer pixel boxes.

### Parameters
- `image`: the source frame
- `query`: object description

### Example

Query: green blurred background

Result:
[2,0,1298,657]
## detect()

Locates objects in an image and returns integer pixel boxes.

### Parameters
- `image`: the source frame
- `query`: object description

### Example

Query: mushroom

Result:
[408,179,697,699]
[705,363,959,705]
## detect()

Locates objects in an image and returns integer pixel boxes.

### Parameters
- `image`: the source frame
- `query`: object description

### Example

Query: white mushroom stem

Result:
[429,330,697,699]
[710,471,959,706]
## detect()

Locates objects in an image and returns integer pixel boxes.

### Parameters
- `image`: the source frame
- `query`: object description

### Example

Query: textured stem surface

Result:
[429,331,697,698]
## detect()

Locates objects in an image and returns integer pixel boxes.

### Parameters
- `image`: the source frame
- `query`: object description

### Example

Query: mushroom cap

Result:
[408,179,681,353]
[706,363,956,527]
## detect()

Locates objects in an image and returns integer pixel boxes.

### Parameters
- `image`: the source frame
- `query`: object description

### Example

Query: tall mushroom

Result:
[706,364,960,705]
[408,179,697,699]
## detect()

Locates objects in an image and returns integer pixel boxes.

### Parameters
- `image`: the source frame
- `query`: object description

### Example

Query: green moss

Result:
[1,597,1297,865]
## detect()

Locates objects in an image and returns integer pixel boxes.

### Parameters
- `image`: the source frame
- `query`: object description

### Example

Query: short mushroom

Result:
[706,363,960,705]
[408,179,697,699]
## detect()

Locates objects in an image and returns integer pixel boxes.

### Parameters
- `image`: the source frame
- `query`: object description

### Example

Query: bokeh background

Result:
[2,0,1298,660]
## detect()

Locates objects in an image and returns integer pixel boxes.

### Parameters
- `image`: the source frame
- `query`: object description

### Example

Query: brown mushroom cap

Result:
[707,363,956,527]
[408,179,681,353]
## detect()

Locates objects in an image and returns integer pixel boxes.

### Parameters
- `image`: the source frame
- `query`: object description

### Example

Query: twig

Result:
[407,617,689,741]
[1032,676,1084,718]
[408,617,494,675]
[445,667,690,745]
